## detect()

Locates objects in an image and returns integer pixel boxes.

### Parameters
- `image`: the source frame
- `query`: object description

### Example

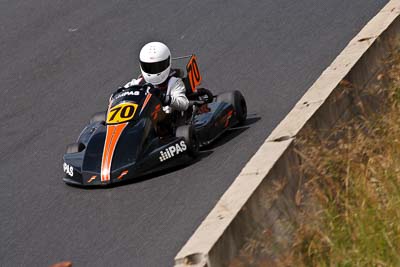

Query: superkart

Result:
[63,55,247,186]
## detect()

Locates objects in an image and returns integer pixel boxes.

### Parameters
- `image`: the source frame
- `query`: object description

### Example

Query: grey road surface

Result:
[0,0,388,266]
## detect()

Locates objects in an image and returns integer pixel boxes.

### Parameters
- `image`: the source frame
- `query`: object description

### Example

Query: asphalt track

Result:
[0,1,388,266]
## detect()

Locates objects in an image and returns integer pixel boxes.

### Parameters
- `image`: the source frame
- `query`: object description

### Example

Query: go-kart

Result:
[63,55,247,186]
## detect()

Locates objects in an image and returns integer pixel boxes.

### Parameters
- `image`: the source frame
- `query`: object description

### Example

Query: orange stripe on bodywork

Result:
[140,93,152,114]
[101,122,128,182]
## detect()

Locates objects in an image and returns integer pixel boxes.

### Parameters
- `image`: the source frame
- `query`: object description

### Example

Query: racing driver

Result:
[109,42,189,136]
[123,41,189,113]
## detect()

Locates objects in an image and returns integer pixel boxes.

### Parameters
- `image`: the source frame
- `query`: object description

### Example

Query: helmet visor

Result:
[140,56,170,74]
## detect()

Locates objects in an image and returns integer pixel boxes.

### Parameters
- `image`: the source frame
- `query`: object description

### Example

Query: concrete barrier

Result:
[175,1,400,266]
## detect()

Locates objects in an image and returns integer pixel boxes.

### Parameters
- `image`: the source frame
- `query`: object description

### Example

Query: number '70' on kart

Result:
[62,55,247,186]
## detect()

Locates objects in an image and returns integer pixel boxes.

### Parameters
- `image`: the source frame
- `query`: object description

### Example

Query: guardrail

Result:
[174,1,400,266]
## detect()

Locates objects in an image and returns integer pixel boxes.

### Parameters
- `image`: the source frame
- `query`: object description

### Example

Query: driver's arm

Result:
[109,77,142,103]
[124,78,141,88]
[168,78,189,111]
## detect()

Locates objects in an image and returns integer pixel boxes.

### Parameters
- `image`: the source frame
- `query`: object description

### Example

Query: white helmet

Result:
[139,42,171,85]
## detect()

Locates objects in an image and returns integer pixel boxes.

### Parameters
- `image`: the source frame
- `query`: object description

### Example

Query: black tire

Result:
[175,125,199,157]
[216,90,247,125]
[90,111,106,124]
[66,142,85,154]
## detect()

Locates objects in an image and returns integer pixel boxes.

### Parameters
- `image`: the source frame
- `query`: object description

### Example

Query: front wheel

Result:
[89,111,106,124]
[216,90,247,125]
[66,142,85,154]
[175,125,199,157]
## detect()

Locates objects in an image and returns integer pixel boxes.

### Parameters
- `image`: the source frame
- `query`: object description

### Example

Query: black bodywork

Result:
[63,56,245,186]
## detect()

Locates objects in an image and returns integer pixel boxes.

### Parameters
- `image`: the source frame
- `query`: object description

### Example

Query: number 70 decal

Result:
[186,55,202,92]
[107,102,138,124]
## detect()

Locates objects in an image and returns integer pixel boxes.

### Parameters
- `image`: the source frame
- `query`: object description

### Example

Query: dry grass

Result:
[290,47,400,266]
[231,45,400,266]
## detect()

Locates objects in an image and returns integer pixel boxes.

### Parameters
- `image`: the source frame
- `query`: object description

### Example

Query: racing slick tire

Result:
[89,111,106,124]
[175,125,199,157]
[66,142,85,154]
[216,90,247,125]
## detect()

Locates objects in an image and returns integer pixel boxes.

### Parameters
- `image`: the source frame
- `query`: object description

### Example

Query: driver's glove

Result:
[149,88,171,106]
[161,94,171,106]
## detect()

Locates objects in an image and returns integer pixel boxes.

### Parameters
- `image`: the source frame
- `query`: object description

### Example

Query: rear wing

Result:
[172,55,202,93]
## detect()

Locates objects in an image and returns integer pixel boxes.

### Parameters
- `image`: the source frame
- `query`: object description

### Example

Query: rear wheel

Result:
[66,142,85,154]
[216,90,247,125]
[90,111,106,124]
[175,125,199,157]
